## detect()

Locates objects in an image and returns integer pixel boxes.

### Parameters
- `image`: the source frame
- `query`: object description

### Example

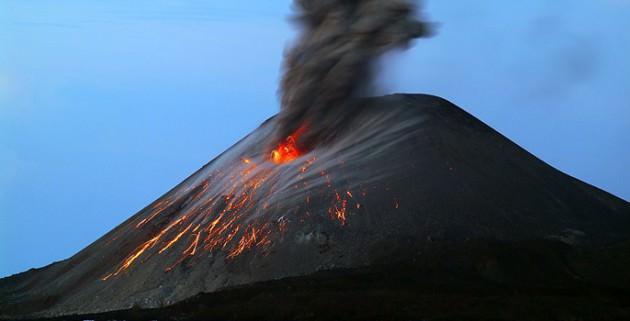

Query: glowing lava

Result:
[271,127,306,164]
[271,136,300,164]
[100,131,381,281]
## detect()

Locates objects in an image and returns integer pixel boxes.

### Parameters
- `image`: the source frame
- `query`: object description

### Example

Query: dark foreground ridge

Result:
[19,240,630,321]
[2,94,629,321]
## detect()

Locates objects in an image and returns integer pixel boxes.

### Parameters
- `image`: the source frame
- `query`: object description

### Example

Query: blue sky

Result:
[0,0,628,277]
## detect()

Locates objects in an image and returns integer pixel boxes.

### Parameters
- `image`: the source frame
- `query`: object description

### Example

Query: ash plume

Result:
[278,0,432,147]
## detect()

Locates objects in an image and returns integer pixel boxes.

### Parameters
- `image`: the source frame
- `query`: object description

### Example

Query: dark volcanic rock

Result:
[1,94,629,321]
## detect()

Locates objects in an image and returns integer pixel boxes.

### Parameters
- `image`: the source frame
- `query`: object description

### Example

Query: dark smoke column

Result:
[278,0,431,147]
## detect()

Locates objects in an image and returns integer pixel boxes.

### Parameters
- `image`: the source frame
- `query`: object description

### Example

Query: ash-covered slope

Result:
[1,94,629,320]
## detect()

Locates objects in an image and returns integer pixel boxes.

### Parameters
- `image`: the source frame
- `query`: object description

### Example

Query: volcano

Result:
[1,94,630,321]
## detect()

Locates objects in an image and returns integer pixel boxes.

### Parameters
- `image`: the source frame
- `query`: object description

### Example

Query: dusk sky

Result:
[1,0,629,277]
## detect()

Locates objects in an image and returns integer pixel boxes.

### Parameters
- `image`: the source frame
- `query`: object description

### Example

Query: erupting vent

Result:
[99,131,373,281]
[271,136,300,164]
[271,127,305,164]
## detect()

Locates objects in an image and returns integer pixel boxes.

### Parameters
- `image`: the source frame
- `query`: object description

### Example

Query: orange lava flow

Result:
[135,199,173,228]
[271,137,300,164]
[102,216,188,280]
[227,225,271,259]
[271,127,306,164]
[159,223,193,254]
[329,192,349,225]
[101,141,386,281]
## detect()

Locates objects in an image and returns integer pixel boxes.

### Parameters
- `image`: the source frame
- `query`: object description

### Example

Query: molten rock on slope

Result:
[1,0,630,319]
[1,94,629,320]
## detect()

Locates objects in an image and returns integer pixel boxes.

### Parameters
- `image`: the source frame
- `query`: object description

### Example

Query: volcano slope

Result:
[1,94,630,321]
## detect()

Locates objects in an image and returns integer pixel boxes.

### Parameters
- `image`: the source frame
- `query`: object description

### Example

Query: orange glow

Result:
[271,136,300,164]
[329,192,349,225]
[227,225,271,259]
[165,228,202,272]
[105,215,188,279]
[159,223,193,254]
[184,231,201,256]
[271,127,306,164]
[102,145,379,281]
[136,199,174,229]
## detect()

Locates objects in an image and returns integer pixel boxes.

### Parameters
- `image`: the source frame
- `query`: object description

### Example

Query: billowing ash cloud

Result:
[277,0,432,148]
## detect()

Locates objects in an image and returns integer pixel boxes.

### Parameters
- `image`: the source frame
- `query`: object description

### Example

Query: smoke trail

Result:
[277,0,431,148]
